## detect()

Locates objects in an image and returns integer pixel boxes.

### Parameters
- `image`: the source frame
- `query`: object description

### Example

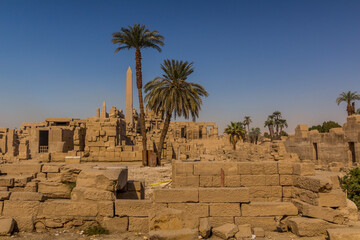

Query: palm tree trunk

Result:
[135,48,147,166]
[157,110,172,165]
[347,102,353,116]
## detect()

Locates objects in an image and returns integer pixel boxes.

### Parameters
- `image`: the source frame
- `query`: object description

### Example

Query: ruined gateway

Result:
[0,70,359,239]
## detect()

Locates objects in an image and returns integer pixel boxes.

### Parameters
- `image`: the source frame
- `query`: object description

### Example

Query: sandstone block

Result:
[241,202,298,217]
[293,163,315,176]
[115,199,152,217]
[0,218,14,236]
[210,203,241,216]
[236,224,252,238]
[167,203,209,218]
[199,187,249,203]
[149,208,184,231]
[38,200,98,217]
[153,188,198,203]
[293,187,318,205]
[13,216,34,232]
[199,218,211,238]
[249,186,282,198]
[173,175,199,188]
[194,162,237,176]
[235,217,277,231]
[14,175,33,187]
[280,175,294,186]
[128,217,148,233]
[318,190,347,207]
[225,175,241,187]
[294,175,332,193]
[241,175,265,186]
[199,176,221,187]
[213,223,238,239]
[173,161,194,176]
[263,162,278,175]
[238,162,251,175]
[76,167,128,191]
[0,164,42,175]
[327,228,360,240]
[101,217,128,233]
[149,229,198,240]
[9,192,44,201]
[97,201,114,217]
[253,227,265,237]
[287,216,341,237]
[71,187,115,201]
[0,176,14,187]
[250,162,264,175]
[282,186,293,198]
[265,175,279,186]
[38,181,71,199]
[278,162,293,174]
[208,216,234,227]
[42,165,60,173]
[3,200,40,217]
[0,191,11,200]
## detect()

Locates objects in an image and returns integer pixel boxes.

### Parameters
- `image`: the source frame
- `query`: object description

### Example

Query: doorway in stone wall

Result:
[348,142,356,165]
[39,130,49,153]
[313,143,319,164]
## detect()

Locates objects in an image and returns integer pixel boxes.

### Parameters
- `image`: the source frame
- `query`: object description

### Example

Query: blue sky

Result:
[0,0,359,134]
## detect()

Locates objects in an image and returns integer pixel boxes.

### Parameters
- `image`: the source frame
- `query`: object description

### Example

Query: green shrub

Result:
[340,167,360,209]
[84,225,109,235]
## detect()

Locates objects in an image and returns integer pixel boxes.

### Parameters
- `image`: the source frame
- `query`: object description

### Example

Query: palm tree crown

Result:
[145,59,208,163]
[336,91,360,116]
[224,122,245,150]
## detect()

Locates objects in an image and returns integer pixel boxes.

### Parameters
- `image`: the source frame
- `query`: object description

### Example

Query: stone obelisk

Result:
[126,66,133,127]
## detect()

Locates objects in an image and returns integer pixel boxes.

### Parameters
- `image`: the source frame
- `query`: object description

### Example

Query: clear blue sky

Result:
[1,0,359,134]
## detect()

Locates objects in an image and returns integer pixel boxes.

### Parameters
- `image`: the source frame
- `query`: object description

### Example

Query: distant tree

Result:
[356,108,360,115]
[144,59,208,165]
[224,122,245,150]
[112,24,165,166]
[281,130,288,136]
[249,127,261,144]
[243,116,252,136]
[264,132,271,139]
[336,91,360,116]
[264,111,287,140]
[309,121,341,133]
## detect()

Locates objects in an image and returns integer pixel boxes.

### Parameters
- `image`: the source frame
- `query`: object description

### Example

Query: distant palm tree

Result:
[273,111,282,136]
[278,119,288,136]
[249,127,261,144]
[144,59,208,165]
[243,116,252,136]
[112,24,164,166]
[224,122,245,150]
[336,91,360,116]
[264,115,275,139]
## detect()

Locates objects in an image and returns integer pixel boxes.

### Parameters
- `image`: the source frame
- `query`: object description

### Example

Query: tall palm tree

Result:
[249,127,261,144]
[273,111,282,136]
[243,116,252,136]
[112,24,165,166]
[224,122,245,150]
[278,119,288,136]
[144,60,208,165]
[336,91,360,116]
[264,115,275,139]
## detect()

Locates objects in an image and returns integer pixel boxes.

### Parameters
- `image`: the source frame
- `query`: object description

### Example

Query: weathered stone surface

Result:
[76,167,128,191]
[3,200,40,217]
[173,161,194,176]
[9,192,44,201]
[318,190,347,207]
[236,224,252,238]
[241,175,266,186]
[38,200,98,217]
[238,162,251,175]
[293,187,318,205]
[212,223,238,239]
[0,218,15,236]
[327,228,360,240]
[0,191,11,200]
[128,217,148,233]
[294,175,333,193]
[210,203,241,216]
[71,187,115,201]
[173,176,199,188]
[0,164,42,175]
[293,163,315,176]
[97,201,114,217]
[241,202,298,217]
[0,176,14,187]
[225,175,241,187]
[263,162,278,175]
[280,175,294,186]
[287,217,343,237]
[167,203,209,218]
[209,217,234,227]
[249,186,282,198]
[194,162,237,176]
[278,162,294,175]
[199,187,249,203]
[13,216,34,232]
[153,189,198,203]
[253,227,265,237]
[115,199,152,217]
[199,218,211,238]
[101,217,128,233]
[38,181,71,199]
[42,165,60,173]
[149,208,184,231]
[149,228,198,240]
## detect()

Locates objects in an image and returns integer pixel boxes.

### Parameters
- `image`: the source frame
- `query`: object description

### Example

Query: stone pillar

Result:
[126,66,133,127]
[96,108,100,118]
[101,101,107,118]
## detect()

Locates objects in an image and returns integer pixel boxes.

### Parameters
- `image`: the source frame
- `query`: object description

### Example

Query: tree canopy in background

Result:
[309,121,341,133]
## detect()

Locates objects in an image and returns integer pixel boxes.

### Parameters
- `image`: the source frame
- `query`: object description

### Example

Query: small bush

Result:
[340,167,360,209]
[84,225,109,235]
[64,182,76,192]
